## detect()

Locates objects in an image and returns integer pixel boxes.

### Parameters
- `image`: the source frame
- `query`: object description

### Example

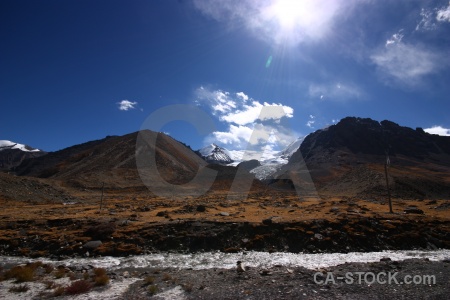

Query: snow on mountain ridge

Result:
[198,144,233,164]
[277,137,304,159]
[0,140,41,152]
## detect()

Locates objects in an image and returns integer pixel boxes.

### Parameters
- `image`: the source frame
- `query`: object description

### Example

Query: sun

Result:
[260,0,328,44]
[270,0,302,29]
[266,0,313,30]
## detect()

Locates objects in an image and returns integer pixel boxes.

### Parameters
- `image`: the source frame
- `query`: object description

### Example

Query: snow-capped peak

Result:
[0,140,41,152]
[198,144,233,164]
[277,137,304,159]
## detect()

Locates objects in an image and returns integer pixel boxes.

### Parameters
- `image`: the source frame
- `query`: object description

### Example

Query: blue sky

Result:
[1,0,450,153]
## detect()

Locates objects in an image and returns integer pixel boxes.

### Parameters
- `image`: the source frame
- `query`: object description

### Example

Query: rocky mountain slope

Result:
[277,117,450,199]
[0,140,46,171]
[13,131,208,190]
[9,131,262,197]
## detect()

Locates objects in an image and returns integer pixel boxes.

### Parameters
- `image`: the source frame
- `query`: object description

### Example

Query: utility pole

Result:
[99,182,105,212]
[384,153,393,213]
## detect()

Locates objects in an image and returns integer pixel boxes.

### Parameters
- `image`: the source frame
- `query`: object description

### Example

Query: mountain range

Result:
[1,116,449,200]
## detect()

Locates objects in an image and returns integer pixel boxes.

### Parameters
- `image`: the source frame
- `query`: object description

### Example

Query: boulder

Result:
[83,240,102,250]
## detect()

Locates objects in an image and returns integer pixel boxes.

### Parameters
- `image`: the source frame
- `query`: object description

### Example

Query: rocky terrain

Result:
[0,192,448,258]
[0,254,449,299]
[0,117,449,299]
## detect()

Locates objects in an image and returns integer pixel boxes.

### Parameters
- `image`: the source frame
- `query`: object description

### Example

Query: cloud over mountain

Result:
[195,86,297,152]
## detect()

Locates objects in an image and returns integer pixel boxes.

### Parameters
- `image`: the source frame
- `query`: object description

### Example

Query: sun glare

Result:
[261,0,331,44]
[268,0,312,30]
[271,0,299,29]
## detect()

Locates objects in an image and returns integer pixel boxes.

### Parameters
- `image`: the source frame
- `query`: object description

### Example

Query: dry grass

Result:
[148,284,159,295]
[143,276,155,285]
[65,280,92,295]
[54,268,66,279]
[93,268,107,277]
[94,274,110,286]
[162,273,172,281]
[4,265,35,282]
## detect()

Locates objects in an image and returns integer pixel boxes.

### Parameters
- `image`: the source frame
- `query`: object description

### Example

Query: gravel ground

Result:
[117,258,450,300]
[1,257,448,299]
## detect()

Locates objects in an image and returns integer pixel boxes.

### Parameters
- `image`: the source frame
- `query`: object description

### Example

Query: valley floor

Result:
[0,193,449,299]
[0,193,449,256]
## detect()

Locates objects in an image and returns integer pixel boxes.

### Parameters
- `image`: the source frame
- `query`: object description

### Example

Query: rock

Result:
[306,244,316,251]
[196,205,206,212]
[156,211,169,217]
[218,212,229,216]
[82,240,102,250]
[314,233,323,240]
[262,218,273,225]
[380,257,391,262]
[442,258,450,263]
[404,207,424,214]
[260,270,272,276]
[330,207,340,213]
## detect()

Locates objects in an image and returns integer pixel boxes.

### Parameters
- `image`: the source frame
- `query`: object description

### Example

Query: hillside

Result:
[277,117,450,199]
[13,131,207,190]
[10,130,262,198]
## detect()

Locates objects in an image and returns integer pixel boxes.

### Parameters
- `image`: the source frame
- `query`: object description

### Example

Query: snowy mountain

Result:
[228,137,305,180]
[0,140,41,152]
[198,144,234,164]
[0,140,45,171]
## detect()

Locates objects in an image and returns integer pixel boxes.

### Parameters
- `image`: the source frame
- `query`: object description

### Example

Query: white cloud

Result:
[209,124,253,146]
[424,126,450,136]
[385,30,404,46]
[192,0,359,46]
[437,2,450,22]
[371,41,443,86]
[236,92,249,101]
[117,100,138,111]
[416,8,438,31]
[308,82,363,101]
[196,87,293,126]
[196,86,298,151]
[195,87,236,114]
[416,3,450,31]
[306,115,315,128]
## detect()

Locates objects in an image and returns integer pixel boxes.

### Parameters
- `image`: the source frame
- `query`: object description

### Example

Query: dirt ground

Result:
[0,191,449,257]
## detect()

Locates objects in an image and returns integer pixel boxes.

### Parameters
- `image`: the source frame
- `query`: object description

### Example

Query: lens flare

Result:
[265,55,273,68]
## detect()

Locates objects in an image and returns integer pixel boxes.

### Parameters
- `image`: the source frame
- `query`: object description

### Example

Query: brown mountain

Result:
[277,117,450,199]
[13,130,261,197]
[14,131,205,189]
